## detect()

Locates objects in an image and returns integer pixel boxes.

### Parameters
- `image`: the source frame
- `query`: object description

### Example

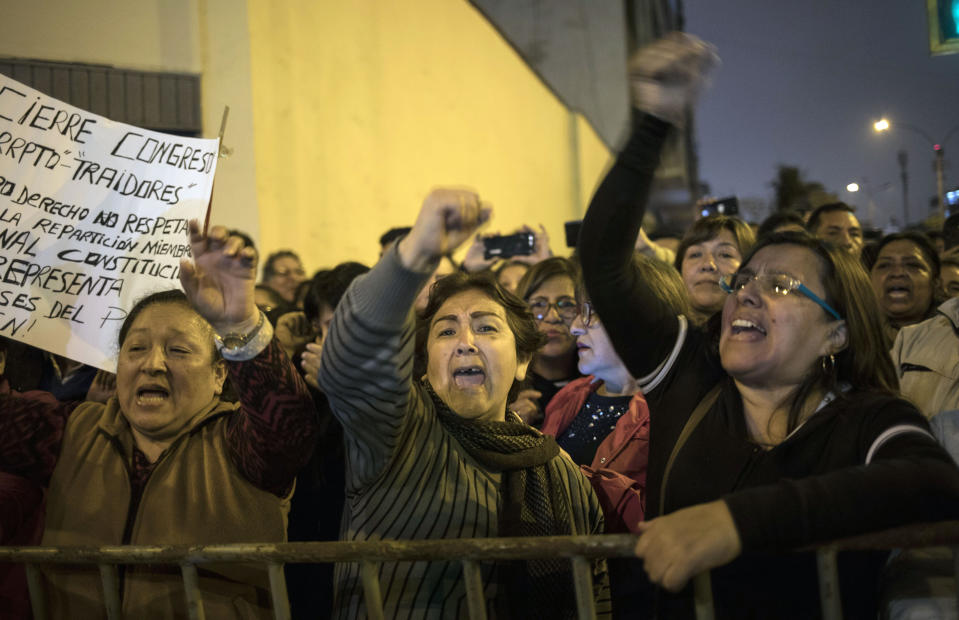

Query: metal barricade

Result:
[1,522,958,620]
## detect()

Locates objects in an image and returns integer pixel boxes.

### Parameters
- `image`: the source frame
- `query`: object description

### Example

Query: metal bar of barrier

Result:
[181,563,206,620]
[5,520,959,568]
[0,534,639,564]
[267,562,291,620]
[461,559,487,620]
[7,524,959,620]
[693,572,715,620]
[360,560,384,620]
[5,523,959,566]
[24,564,47,620]
[801,521,959,551]
[99,563,122,620]
[817,549,843,620]
[571,555,596,620]
[953,547,959,615]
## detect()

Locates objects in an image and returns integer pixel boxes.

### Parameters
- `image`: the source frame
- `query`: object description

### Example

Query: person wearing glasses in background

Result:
[261,250,308,306]
[512,257,582,426]
[542,255,692,616]
[578,33,959,618]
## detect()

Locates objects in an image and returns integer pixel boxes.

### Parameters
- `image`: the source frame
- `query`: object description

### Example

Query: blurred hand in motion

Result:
[275,311,315,360]
[179,222,259,333]
[513,224,553,265]
[399,188,491,272]
[462,232,499,273]
[509,388,543,426]
[301,341,322,392]
[629,32,719,127]
[86,369,117,404]
[634,499,742,592]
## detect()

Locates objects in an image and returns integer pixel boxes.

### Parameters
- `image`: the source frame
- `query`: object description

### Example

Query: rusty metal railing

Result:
[0,535,635,620]
[2,522,959,620]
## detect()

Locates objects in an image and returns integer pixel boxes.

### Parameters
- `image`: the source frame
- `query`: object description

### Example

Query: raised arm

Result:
[314,189,489,487]
[579,33,717,379]
[578,114,674,378]
[180,222,318,496]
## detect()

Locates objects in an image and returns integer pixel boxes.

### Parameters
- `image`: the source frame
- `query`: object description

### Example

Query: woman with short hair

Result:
[673,215,755,325]
[511,257,582,424]
[543,254,690,477]
[261,249,307,305]
[0,224,317,618]
[307,189,607,618]
[869,231,943,342]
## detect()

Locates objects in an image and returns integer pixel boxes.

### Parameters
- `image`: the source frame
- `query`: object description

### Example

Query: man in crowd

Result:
[806,202,864,257]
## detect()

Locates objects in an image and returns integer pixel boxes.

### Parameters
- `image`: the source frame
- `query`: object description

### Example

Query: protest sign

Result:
[0,73,218,371]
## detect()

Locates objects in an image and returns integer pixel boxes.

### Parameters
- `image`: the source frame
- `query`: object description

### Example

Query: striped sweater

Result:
[318,247,607,619]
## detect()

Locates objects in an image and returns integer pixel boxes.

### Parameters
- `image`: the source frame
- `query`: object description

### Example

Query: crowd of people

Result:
[2,32,959,619]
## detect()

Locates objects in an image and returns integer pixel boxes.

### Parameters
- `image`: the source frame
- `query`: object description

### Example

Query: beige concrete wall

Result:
[246,0,611,270]
[0,0,201,72]
[0,1,613,270]
[0,0,262,242]
[196,0,261,242]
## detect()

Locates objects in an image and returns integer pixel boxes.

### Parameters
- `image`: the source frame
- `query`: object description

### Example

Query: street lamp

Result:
[844,178,891,228]
[873,117,959,221]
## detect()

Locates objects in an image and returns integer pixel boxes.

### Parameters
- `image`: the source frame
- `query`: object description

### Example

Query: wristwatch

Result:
[215,311,266,354]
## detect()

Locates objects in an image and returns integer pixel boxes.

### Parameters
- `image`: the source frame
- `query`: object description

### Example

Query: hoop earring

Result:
[821,354,836,373]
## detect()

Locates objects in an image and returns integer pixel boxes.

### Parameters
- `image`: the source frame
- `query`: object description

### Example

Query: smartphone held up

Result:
[483,232,536,260]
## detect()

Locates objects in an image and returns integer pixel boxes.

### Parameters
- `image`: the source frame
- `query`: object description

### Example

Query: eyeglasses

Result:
[529,298,579,323]
[272,268,306,279]
[580,301,601,328]
[719,273,843,321]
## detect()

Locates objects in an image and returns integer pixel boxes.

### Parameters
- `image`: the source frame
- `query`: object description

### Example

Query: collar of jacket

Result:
[95,396,237,455]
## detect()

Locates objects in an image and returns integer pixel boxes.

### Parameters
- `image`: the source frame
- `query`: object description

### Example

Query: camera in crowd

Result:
[483,232,536,259]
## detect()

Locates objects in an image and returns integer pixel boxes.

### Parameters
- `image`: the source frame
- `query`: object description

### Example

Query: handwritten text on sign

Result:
[0,73,218,371]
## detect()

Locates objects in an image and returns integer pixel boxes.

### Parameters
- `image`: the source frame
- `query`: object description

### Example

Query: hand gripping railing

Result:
[1,521,958,620]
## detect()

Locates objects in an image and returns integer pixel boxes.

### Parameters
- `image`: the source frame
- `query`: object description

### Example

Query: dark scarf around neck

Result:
[424,382,578,617]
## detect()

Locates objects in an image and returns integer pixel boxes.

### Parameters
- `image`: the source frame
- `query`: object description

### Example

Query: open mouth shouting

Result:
[452,365,486,388]
[884,282,912,302]
[136,384,171,407]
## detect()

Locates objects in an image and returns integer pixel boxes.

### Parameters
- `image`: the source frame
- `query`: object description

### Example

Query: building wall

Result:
[0,1,612,271]
[0,1,202,73]
[246,0,611,269]
[0,0,262,244]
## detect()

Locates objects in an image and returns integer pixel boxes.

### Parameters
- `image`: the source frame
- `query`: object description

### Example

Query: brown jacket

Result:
[41,398,289,619]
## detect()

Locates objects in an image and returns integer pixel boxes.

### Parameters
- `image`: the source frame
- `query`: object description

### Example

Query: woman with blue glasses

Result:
[578,33,959,619]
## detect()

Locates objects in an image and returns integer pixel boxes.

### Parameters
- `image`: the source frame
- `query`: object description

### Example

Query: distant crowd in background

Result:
[2,32,959,620]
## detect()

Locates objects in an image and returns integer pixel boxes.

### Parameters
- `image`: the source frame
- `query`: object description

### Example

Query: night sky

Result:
[684,0,959,229]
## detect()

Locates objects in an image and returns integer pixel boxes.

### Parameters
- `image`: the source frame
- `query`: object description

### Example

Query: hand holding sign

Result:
[0,74,218,371]
[179,221,258,334]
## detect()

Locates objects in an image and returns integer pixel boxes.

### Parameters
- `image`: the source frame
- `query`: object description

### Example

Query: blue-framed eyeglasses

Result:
[719,273,843,321]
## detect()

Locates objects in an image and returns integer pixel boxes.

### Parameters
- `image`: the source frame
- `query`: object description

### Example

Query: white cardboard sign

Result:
[0,73,218,371]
